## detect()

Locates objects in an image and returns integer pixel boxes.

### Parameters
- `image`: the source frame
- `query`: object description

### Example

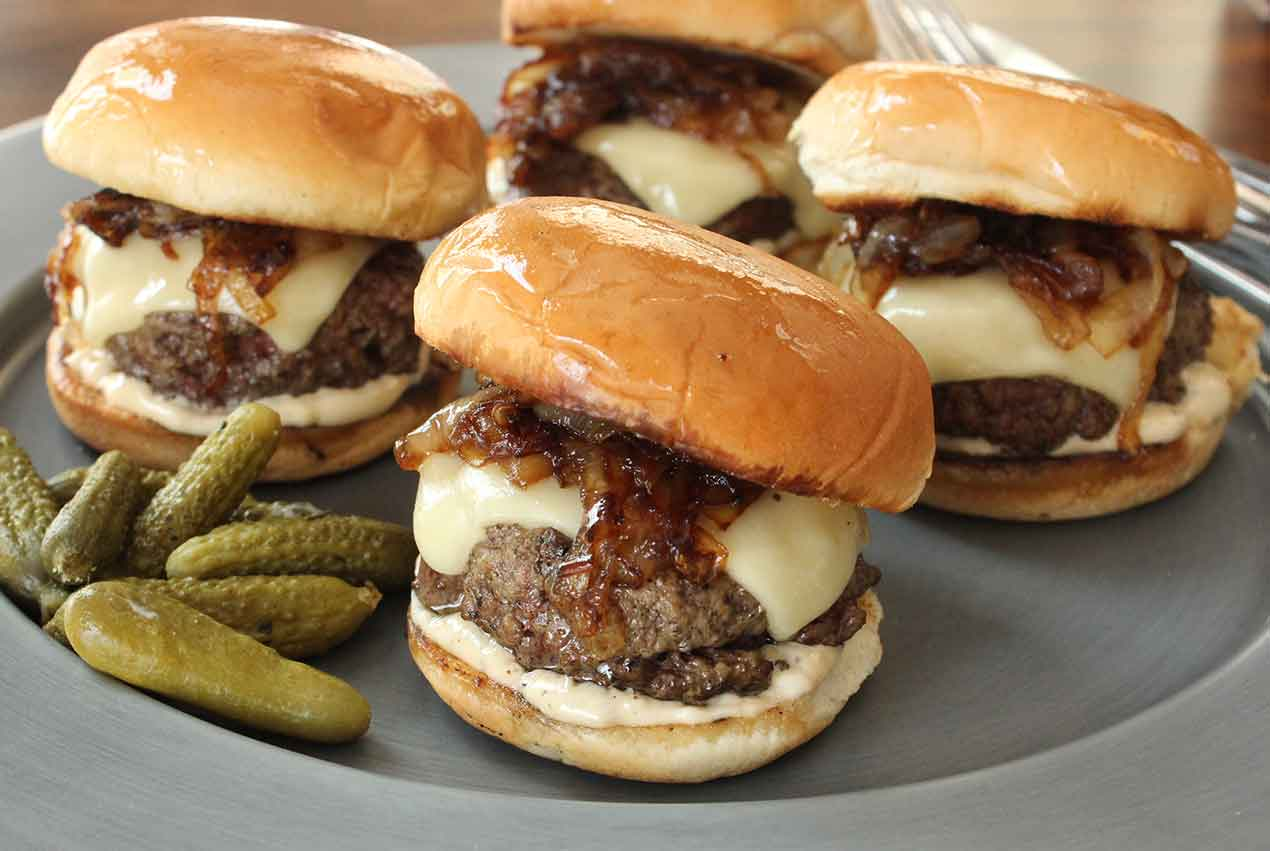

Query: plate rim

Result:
[1,36,1268,850]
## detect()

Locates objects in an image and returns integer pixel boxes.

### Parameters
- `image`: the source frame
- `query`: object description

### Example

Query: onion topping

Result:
[396,387,763,648]
[837,200,1178,360]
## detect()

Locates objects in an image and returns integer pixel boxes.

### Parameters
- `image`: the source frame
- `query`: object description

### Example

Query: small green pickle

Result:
[0,428,68,622]
[48,466,172,507]
[125,403,281,577]
[41,451,144,585]
[62,584,371,743]
[165,515,416,591]
[44,576,380,658]
[46,468,88,506]
[112,576,381,658]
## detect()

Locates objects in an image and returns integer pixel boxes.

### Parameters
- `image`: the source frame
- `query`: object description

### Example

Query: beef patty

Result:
[934,278,1213,456]
[415,523,880,704]
[103,242,423,407]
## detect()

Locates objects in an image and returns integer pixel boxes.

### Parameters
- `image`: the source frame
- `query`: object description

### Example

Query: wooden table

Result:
[1,0,1266,161]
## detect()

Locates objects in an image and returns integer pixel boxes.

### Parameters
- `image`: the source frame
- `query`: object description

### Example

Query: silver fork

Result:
[871,0,1270,239]
[869,0,1270,309]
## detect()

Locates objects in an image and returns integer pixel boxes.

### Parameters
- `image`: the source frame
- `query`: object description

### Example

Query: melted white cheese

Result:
[412,453,584,576]
[572,120,837,239]
[704,491,867,640]
[875,267,1145,408]
[67,346,421,436]
[938,361,1233,457]
[411,597,845,728]
[70,225,383,353]
[411,455,866,636]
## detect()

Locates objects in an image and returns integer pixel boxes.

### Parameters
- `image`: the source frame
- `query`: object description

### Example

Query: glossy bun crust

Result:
[502,0,876,77]
[408,591,882,783]
[44,17,487,241]
[46,328,460,482]
[792,62,1236,238]
[415,197,935,511]
[922,297,1265,521]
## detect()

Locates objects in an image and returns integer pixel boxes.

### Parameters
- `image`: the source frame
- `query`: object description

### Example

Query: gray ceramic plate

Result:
[2,39,1269,850]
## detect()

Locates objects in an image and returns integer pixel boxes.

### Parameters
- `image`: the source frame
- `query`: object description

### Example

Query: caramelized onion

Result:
[911,213,981,265]
[843,200,1178,360]
[401,387,763,644]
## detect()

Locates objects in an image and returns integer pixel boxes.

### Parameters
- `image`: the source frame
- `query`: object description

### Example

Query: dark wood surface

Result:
[1,1,1265,161]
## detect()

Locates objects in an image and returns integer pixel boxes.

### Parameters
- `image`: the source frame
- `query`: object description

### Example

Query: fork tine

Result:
[868,0,937,61]
[910,0,993,64]
[868,2,912,59]
[892,3,942,61]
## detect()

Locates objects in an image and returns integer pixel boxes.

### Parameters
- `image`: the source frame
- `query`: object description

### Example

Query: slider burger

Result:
[793,62,1265,521]
[397,197,934,782]
[487,0,876,267]
[42,18,487,480]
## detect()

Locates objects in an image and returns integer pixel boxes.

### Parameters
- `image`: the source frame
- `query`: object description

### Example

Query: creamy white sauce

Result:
[67,346,422,436]
[411,597,844,728]
[937,361,1232,457]
[572,120,837,239]
[70,225,383,353]
[411,454,866,637]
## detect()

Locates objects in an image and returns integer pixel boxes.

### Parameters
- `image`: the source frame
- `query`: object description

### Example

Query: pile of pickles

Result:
[0,403,417,744]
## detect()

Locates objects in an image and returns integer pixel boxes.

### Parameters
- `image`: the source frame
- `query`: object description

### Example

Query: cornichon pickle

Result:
[49,466,172,507]
[46,468,88,506]
[62,584,371,743]
[43,604,71,647]
[228,499,327,524]
[43,576,380,656]
[125,404,281,577]
[41,451,144,586]
[109,576,381,658]
[166,516,416,591]
[0,428,67,622]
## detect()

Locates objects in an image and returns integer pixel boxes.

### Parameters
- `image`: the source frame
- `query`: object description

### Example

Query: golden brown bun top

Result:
[792,62,1236,238]
[416,197,935,511]
[44,17,487,241]
[502,0,876,77]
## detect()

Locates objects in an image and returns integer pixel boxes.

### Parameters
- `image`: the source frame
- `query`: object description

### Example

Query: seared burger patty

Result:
[934,378,1119,455]
[933,278,1213,456]
[415,523,880,704]
[1149,279,1213,403]
[104,242,422,407]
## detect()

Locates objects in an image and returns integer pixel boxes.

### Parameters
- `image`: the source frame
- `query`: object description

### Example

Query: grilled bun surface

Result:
[792,61,1236,238]
[414,197,935,511]
[408,590,883,783]
[44,17,488,241]
[502,0,876,77]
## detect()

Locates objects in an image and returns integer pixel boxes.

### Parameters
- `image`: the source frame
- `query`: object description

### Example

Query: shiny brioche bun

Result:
[46,327,460,482]
[792,62,1236,239]
[43,17,487,241]
[922,297,1265,521]
[502,0,876,77]
[408,591,882,783]
[415,197,935,511]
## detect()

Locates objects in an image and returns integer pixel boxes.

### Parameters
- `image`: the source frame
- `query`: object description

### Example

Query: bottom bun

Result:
[408,591,883,784]
[921,296,1264,521]
[46,327,460,482]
